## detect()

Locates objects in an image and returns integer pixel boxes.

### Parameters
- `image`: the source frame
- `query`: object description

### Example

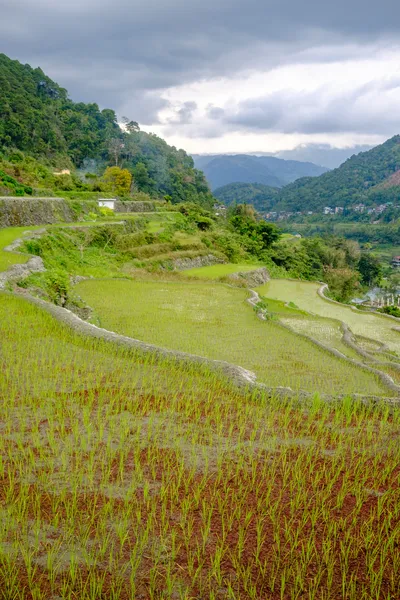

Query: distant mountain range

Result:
[192,154,329,191]
[274,135,400,213]
[208,136,400,214]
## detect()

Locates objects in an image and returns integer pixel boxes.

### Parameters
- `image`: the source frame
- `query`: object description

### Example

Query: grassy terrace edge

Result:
[7,287,396,404]
[1,223,399,403]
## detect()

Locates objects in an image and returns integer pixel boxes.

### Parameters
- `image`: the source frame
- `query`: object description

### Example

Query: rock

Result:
[228,267,270,287]
[0,256,45,289]
[172,254,225,271]
[70,275,90,285]
[114,201,156,213]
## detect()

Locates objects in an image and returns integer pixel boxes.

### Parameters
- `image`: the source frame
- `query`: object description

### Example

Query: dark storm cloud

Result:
[2,0,400,110]
[167,102,198,125]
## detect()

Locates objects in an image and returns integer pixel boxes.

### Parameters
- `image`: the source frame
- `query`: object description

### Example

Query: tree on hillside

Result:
[122,116,140,134]
[229,204,280,252]
[358,253,382,286]
[256,221,281,249]
[102,166,132,196]
[132,162,155,193]
[108,138,124,166]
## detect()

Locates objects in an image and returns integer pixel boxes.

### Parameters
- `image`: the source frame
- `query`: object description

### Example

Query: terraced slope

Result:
[75,278,389,396]
[259,280,400,356]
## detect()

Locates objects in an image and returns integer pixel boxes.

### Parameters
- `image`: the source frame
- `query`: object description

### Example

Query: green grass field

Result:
[75,278,389,396]
[185,263,259,278]
[1,290,399,599]
[260,279,400,356]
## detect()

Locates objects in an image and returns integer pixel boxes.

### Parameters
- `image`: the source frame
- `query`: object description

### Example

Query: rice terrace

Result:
[1,41,400,599]
[0,200,400,600]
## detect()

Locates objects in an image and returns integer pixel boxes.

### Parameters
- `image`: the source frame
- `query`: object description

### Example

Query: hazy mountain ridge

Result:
[192,153,329,190]
[275,144,375,169]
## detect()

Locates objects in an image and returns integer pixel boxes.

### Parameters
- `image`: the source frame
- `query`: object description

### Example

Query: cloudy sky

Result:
[2,0,400,164]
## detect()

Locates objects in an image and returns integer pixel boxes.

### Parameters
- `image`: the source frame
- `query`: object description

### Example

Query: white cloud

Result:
[143,46,400,152]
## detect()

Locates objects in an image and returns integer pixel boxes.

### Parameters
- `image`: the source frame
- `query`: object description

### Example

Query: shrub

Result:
[44,269,70,305]
[378,305,400,318]
[99,207,114,217]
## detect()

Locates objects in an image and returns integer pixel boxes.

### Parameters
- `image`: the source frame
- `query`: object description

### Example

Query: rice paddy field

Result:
[1,291,400,599]
[75,278,389,396]
[2,221,400,598]
[259,279,400,356]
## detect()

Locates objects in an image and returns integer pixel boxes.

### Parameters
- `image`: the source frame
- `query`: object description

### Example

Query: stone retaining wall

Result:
[173,254,225,270]
[114,201,156,213]
[228,267,270,287]
[0,197,75,227]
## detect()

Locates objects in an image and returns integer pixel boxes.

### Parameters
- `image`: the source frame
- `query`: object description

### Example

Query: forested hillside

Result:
[0,53,213,206]
[275,135,400,211]
[213,182,279,211]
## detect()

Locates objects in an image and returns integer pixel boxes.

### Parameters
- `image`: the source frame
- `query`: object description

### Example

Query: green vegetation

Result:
[0,168,33,196]
[4,200,380,308]
[268,235,366,302]
[16,204,372,303]
[1,291,399,598]
[213,182,279,211]
[0,53,214,207]
[282,220,400,245]
[75,278,388,395]
[378,305,400,318]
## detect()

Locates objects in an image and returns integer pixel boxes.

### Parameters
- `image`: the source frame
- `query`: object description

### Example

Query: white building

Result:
[98,199,116,210]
